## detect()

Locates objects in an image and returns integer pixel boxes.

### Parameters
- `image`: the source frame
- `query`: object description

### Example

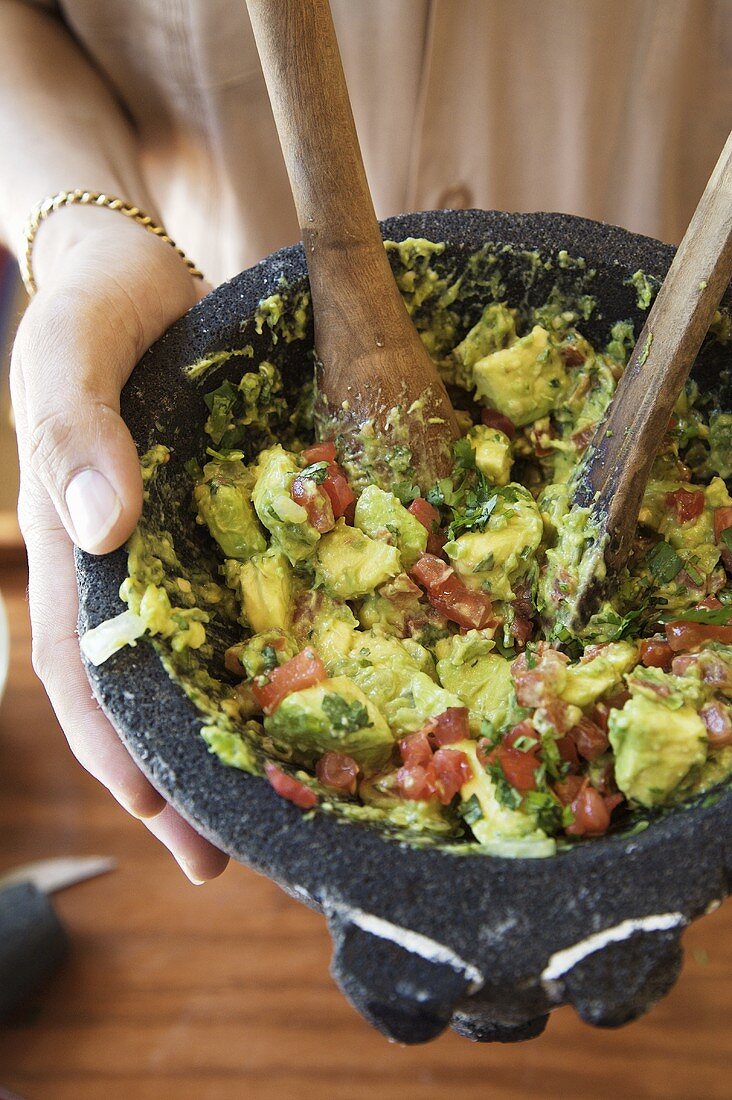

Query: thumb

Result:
[12,285,144,554]
[11,234,198,554]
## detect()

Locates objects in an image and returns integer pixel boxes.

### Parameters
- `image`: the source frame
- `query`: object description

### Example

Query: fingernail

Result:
[178,860,205,886]
[66,469,122,551]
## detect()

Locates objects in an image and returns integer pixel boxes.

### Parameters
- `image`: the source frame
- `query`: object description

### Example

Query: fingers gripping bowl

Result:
[77,211,732,1043]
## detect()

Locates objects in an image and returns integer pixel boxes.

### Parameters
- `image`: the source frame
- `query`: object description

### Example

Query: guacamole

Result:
[80,239,732,857]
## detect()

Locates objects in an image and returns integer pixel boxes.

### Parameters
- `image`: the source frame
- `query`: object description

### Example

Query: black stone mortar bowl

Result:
[76,210,732,1045]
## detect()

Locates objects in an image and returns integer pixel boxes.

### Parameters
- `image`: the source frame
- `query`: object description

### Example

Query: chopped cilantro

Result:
[647,540,683,584]
[321,694,372,733]
[722,529,732,552]
[205,446,246,462]
[487,761,523,809]
[392,481,420,505]
[658,604,732,626]
[523,790,564,833]
[447,476,498,540]
[453,436,476,470]
[260,645,279,673]
[512,734,539,753]
[460,794,484,825]
[299,461,329,483]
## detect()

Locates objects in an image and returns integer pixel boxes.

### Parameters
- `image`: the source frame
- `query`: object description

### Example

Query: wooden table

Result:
[0,560,730,1100]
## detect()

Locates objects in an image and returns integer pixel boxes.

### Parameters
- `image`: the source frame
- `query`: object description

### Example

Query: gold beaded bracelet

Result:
[20,189,205,296]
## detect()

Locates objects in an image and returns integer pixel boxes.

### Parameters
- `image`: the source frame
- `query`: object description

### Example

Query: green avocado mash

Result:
[80,238,732,858]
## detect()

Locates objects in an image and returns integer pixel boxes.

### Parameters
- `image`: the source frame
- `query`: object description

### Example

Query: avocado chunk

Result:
[252,445,321,564]
[234,629,298,679]
[473,325,568,426]
[354,485,428,569]
[314,518,401,599]
[608,694,707,807]
[452,302,518,389]
[224,548,294,633]
[301,595,360,670]
[194,456,266,561]
[335,630,461,733]
[357,573,426,637]
[264,676,393,770]
[466,425,512,486]
[444,485,542,601]
[435,633,515,729]
[560,641,639,707]
[455,740,555,855]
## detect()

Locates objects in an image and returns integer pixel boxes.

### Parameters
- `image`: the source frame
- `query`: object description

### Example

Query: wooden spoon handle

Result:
[245,0,459,485]
[246,0,379,253]
[574,130,732,567]
[245,0,432,395]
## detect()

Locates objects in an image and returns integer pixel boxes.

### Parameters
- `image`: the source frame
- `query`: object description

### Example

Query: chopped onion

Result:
[80,610,147,666]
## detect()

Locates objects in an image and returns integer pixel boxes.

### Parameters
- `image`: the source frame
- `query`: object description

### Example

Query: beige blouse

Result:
[30,0,732,286]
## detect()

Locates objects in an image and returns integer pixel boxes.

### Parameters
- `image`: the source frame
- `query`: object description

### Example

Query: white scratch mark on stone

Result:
[541,912,686,986]
[332,903,484,992]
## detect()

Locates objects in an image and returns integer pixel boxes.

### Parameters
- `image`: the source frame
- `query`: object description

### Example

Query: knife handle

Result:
[0,882,68,1019]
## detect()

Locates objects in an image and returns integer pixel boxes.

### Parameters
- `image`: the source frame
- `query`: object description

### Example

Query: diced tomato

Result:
[604,792,624,814]
[322,465,355,520]
[561,343,587,367]
[700,702,732,748]
[495,747,538,792]
[291,476,335,533]
[315,752,360,795]
[604,688,631,712]
[571,424,596,452]
[430,587,494,630]
[408,497,440,532]
[397,763,436,801]
[666,488,705,525]
[569,715,609,761]
[565,784,611,836]
[510,615,534,646]
[490,723,540,793]
[714,506,732,542]
[252,647,327,714]
[426,530,448,558]
[666,620,732,652]
[476,736,493,767]
[265,761,318,809]
[510,590,534,646]
[591,702,610,734]
[399,730,433,767]
[397,744,471,804]
[480,408,516,439]
[697,595,723,610]
[411,553,455,592]
[537,697,574,736]
[529,422,556,458]
[411,553,493,629]
[639,637,674,672]
[427,707,470,746]
[431,749,472,804]
[301,440,337,465]
[556,734,580,772]
[554,775,584,805]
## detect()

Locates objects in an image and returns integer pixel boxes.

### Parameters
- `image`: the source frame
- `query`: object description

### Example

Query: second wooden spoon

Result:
[547,131,732,637]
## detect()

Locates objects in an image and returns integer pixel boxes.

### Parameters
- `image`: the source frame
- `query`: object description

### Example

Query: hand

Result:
[10,211,229,883]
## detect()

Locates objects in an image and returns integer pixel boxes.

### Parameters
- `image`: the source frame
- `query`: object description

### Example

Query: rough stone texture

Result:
[75,210,732,1044]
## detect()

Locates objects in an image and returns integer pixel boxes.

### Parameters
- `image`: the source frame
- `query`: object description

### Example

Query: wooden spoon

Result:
[245,0,461,490]
[555,130,732,633]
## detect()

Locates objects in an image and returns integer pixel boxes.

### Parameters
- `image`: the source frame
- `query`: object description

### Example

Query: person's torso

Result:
[50,0,732,284]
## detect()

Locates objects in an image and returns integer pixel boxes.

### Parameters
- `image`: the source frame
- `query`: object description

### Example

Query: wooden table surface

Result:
[0,560,730,1100]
